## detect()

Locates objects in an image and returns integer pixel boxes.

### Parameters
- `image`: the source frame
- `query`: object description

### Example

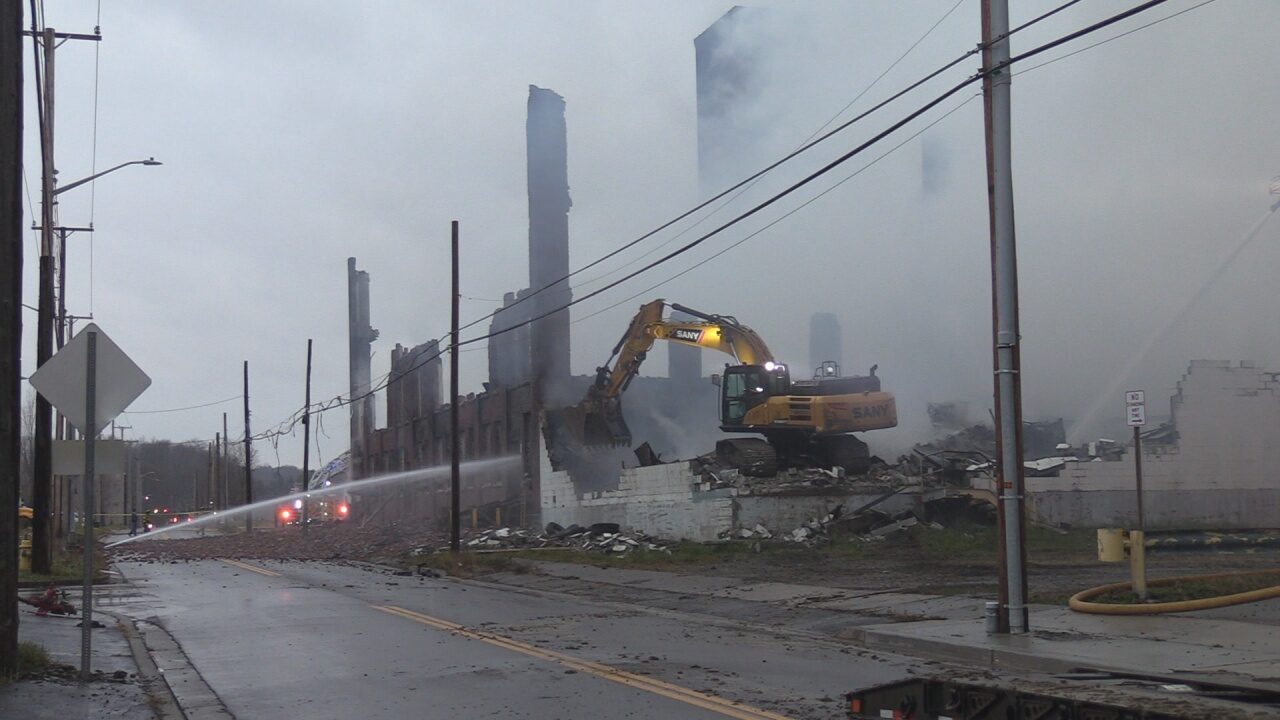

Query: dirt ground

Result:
[668,529,1280,605]
[110,520,448,563]
[108,520,1280,609]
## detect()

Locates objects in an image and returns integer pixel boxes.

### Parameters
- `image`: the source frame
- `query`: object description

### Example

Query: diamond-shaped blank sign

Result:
[29,323,151,437]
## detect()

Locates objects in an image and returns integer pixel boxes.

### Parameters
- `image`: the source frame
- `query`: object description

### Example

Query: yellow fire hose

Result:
[1069,569,1280,615]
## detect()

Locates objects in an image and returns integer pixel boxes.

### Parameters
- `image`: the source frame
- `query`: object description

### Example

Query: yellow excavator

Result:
[570,299,897,476]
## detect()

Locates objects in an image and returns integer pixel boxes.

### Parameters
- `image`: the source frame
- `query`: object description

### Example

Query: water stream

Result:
[106,455,520,547]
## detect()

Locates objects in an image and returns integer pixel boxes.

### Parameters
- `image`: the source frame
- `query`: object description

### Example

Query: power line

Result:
[120,395,243,415]
[443,0,1186,376]
[1014,0,1218,77]
[574,93,984,326]
[457,0,1093,337]
[242,0,1179,446]
[573,0,970,295]
[244,0,1108,445]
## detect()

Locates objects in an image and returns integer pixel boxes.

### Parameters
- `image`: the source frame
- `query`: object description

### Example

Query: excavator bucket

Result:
[549,399,632,451]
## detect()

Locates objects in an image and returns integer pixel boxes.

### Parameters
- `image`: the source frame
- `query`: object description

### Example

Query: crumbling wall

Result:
[541,456,734,541]
[387,340,441,429]
[488,290,534,388]
[527,85,574,407]
[1028,361,1280,529]
[540,431,920,542]
[347,257,378,480]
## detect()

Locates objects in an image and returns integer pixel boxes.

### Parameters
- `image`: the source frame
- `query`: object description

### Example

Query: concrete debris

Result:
[413,524,672,556]
[715,499,977,547]
[634,442,663,467]
[869,516,918,537]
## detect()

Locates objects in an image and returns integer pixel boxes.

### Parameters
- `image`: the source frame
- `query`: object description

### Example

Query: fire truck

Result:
[276,452,352,526]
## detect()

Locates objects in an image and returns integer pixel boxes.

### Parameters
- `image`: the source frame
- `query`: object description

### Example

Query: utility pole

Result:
[1,0,25,680]
[449,221,461,553]
[300,339,312,534]
[981,0,1029,634]
[113,423,129,521]
[50,226,90,548]
[30,25,56,575]
[213,432,221,511]
[243,362,253,532]
[221,409,229,509]
[221,412,228,510]
[27,25,100,575]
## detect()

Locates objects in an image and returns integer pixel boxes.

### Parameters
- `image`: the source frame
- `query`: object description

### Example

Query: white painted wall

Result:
[1029,361,1280,528]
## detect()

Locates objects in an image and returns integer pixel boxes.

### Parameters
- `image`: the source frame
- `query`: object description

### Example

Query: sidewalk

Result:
[0,605,156,719]
[509,561,1280,691]
[853,607,1280,690]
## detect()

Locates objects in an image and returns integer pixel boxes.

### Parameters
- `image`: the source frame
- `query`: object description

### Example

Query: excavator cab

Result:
[719,363,790,430]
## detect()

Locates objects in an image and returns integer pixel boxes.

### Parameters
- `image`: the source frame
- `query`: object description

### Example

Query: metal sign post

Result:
[80,332,97,680]
[1125,390,1147,601]
[28,323,150,680]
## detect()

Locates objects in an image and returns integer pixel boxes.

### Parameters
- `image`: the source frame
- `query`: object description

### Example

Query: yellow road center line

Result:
[374,604,792,720]
[218,558,281,577]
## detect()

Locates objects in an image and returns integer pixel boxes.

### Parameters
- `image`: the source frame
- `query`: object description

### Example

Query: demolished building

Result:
[1025,360,1280,529]
[346,85,724,528]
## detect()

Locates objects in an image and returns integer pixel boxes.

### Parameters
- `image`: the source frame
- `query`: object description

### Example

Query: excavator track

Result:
[716,438,778,477]
[815,434,871,475]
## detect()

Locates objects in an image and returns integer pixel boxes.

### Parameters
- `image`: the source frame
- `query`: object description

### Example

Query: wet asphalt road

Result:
[109,558,922,719]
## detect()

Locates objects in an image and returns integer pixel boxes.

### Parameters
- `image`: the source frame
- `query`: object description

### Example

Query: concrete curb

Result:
[846,625,1073,673]
[102,611,186,720]
[135,620,234,720]
[849,624,1280,694]
[106,563,235,719]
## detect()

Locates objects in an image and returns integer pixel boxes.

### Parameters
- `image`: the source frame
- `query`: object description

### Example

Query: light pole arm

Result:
[54,158,161,196]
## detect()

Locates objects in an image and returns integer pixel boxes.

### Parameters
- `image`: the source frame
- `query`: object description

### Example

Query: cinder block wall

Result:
[540,443,920,540]
[1029,361,1280,529]
[541,455,735,541]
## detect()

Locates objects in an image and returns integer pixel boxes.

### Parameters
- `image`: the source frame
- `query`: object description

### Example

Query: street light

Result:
[31,156,163,574]
[53,157,162,196]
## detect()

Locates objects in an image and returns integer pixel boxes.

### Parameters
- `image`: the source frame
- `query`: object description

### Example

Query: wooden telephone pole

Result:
[300,339,312,533]
[1,0,25,680]
[450,221,461,553]
[243,361,253,531]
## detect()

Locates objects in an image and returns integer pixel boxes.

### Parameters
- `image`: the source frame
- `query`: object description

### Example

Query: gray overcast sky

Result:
[20,0,1280,468]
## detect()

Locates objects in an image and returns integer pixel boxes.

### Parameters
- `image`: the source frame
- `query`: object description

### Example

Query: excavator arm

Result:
[591,300,774,400]
[575,300,773,447]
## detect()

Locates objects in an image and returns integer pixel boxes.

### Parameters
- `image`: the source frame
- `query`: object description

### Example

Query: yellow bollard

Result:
[495,508,502,527]
[1129,530,1148,600]
[1097,528,1127,563]
[18,539,31,573]
[471,508,478,530]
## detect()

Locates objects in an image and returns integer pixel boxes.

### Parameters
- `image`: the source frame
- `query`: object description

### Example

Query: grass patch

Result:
[907,523,1095,564]
[405,551,530,579]
[19,545,106,584]
[18,642,50,675]
[1090,573,1280,605]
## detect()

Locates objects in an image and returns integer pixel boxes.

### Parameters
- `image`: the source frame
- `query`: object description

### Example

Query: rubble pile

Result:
[413,522,672,557]
[719,501,953,548]
[112,520,450,562]
[692,454,910,493]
